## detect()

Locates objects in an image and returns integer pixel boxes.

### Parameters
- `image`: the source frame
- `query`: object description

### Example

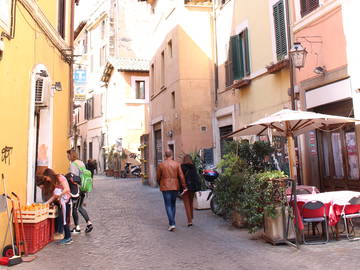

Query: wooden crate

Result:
[47,206,58,218]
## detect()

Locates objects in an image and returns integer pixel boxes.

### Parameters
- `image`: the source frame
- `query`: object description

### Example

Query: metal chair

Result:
[341,196,360,240]
[301,200,329,244]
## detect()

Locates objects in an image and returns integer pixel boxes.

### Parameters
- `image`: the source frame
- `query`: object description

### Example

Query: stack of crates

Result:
[20,205,57,254]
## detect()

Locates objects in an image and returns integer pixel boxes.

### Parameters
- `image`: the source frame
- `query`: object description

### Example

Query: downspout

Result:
[69,0,75,141]
[285,0,295,110]
[212,1,219,106]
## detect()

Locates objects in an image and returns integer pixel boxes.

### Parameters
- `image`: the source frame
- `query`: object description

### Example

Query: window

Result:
[219,125,233,157]
[84,97,94,120]
[225,29,250,85]
[300,0,319,17]
[101,20,106,40]
[171,92,175,108]
[161,51,165,87]
[89,142,93,159]
[84,30,88,53]
[151,64,155,94]
[58,0,66,38]
[168,40,173,58]
[100,45,106,66]
[136,80,145,99]
[273,0,287,61]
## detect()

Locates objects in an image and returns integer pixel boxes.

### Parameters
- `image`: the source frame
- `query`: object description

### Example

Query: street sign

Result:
[74,86,86,101]
[73,69,87,84]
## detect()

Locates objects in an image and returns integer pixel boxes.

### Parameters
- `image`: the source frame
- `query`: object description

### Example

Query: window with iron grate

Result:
[300,0,319,17]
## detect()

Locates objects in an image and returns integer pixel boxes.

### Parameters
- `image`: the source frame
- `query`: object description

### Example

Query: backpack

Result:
[73,162,93,192]
[64,173,80,198]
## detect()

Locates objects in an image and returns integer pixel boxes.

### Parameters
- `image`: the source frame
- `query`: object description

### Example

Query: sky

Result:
[74,0,100,27]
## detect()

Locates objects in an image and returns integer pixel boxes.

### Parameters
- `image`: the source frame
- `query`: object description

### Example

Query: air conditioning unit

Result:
[35,76,49,107]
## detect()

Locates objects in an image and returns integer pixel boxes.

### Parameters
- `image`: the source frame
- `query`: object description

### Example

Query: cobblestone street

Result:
[12,176,360,270]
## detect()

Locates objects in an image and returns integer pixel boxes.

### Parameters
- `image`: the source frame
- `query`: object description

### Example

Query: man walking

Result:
[157,150,187,231]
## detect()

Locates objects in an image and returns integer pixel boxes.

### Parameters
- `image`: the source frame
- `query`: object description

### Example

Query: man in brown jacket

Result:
[157,150,187,231]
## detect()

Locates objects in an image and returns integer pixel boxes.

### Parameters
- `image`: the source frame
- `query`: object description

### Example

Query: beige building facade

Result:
[146,0,215,186]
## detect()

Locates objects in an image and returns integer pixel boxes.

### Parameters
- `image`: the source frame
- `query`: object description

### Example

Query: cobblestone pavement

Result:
[12,176,360,270]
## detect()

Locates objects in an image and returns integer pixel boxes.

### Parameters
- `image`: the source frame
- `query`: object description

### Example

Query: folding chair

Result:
[301,200,329,244]
[341,196,360,240]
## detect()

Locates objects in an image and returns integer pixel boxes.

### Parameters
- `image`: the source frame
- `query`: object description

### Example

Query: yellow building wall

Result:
[217,0,290,127]
[0,2,71,246]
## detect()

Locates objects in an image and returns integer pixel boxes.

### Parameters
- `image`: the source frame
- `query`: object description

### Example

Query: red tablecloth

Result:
[295,191,360,227]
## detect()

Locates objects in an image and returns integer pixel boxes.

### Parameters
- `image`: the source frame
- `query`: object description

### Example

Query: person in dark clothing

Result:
[181,154,202,227]
[86,159,96,178]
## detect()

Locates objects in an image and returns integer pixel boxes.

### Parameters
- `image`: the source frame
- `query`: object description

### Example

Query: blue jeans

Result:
[162,191,178,226]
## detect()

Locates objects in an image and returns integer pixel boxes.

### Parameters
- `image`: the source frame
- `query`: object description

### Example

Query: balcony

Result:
[184,0,212,6]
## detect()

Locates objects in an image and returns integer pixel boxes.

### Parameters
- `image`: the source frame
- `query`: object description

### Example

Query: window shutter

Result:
[273,0,287,61]
[225,43,233,86]
[243,28,250,76]
[231,35,241,80]
[58,0,66,38]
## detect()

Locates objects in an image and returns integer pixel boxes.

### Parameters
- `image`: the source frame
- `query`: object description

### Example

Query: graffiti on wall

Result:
[1,146,13,165]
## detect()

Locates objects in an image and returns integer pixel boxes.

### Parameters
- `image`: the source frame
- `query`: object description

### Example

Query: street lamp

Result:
[289,42,307,70]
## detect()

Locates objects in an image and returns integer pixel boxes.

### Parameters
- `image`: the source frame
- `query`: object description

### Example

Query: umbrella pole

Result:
[286,134,297,180]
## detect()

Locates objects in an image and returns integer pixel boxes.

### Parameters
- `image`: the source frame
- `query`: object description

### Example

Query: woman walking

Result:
[181,155,202,227]
[67,149,94,234]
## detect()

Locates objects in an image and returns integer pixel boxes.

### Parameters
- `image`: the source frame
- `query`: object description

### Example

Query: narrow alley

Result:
[13,176,360,270]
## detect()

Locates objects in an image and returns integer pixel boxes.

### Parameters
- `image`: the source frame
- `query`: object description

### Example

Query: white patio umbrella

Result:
[225,109,360,178]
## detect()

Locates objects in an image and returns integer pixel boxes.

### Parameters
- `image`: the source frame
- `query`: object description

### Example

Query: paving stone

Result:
[12,176,360,270]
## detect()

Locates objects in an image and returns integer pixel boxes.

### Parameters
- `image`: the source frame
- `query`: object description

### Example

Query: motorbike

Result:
[202,168,222,215]
[120,162,141,178]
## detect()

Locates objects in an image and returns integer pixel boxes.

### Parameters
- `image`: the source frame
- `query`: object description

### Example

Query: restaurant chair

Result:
[341,196,360,240]
[301,200,329,245]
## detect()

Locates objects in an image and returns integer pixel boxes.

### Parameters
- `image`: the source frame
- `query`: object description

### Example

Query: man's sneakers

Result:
[168,225,176,231]
[57,238,73,245]
[71,227,81,234]
[85,224,93,233]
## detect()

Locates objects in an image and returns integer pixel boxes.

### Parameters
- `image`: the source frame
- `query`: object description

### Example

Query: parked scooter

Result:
[202,168,222,215]
[120,162,141,178]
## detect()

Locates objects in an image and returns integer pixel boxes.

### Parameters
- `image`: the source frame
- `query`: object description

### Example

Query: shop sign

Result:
[73,69,87,84]
[74,86,86,101]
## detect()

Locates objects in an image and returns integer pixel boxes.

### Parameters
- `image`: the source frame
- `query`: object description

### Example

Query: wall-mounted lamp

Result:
[289,42,308,70]
[167,130,173,137]
[37,69,48,77]
[53,82,62,91]
[313,66,326,75]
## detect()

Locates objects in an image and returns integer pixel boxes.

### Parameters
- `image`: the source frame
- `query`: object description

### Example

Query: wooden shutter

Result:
[273,0,287,61]
[231,35,241,80]
[225,42,233,86]
[243,28,250,76]
[58,0,66,38]
[300,0,319,17]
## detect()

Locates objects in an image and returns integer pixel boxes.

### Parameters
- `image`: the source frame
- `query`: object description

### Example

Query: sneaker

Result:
[57,238,73,245]
[168,225,176,231]
[85,224,93,233]
[71,228,81,234]
[54,233,64,240]
[187,223,193,227]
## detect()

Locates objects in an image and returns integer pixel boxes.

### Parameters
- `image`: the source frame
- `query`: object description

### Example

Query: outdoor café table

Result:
[295,191,360,238]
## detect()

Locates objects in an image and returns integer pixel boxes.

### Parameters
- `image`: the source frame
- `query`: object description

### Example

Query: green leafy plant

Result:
[241,170,286,233]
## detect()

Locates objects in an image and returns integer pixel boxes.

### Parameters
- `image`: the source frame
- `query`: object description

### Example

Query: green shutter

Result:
[243,28,250,76]
[231,35,241,80]
[273,0,287,61]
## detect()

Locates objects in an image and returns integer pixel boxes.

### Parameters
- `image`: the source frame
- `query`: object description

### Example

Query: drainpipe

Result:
[69,0,75,141]
[285,0,295,110]
[212,1,219,106]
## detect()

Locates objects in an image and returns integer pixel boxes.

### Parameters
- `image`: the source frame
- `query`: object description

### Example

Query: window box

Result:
[232,78,251,89]
[266,59,289,74]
